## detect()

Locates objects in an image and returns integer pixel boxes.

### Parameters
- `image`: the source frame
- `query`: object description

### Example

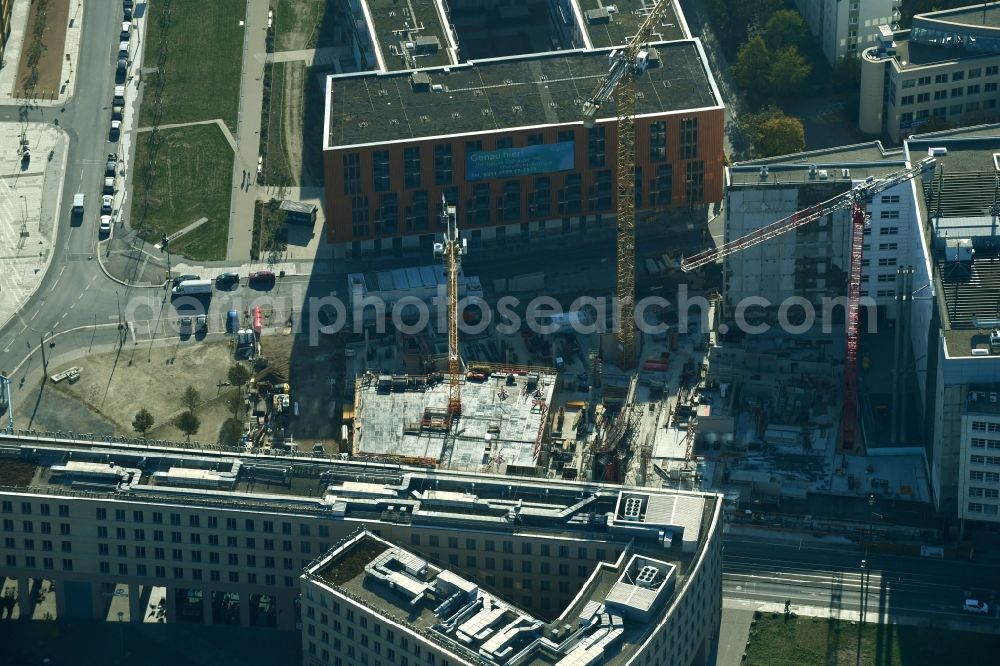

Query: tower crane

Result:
[681,157,936,452]
[434,196,467,422]
[583,0,674,370]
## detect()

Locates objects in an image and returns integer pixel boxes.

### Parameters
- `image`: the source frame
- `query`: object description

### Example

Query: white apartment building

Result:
[794,0,901,63]
[859,3,1000,144]
[0,434,724,665]
[958,388,1000,526]
[723,142,926,326]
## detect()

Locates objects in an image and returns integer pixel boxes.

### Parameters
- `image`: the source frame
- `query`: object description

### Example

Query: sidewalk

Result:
[0,0,84,105]
[226,0,270,261]
[0,123,70,334]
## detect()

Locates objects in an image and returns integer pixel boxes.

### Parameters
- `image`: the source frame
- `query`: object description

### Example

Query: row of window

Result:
[1,519,71,535]
[971,438,1000,450]
[901,66,1000,90]
[5,555,72,570]
[901,82,999,105]
[0,502,71,516]
[3,538,71,553]
[92,524,322,552]
[968,502,1000,515]
[900,98,999,123]
[92,507,324,536]
[345,119,699,195]
[969,455,1000,466]
[95,543,320,565]
[969,470,1000,482]
[971,421,1000,432]
[96,562,295,587]
[409,533,602,559]
[347,161,703,238]
[968,487,1000,499]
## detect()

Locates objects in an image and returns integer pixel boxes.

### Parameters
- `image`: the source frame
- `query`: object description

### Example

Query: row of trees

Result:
[131,364,252,444]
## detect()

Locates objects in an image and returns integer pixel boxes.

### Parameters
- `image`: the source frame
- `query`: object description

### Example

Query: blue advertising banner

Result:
[466,141,575,181]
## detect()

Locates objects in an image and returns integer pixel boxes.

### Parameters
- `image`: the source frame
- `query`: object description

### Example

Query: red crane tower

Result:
[681,157,936,452]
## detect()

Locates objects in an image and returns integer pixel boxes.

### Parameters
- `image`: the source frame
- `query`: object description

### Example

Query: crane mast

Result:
[435,196,466,420]
[583,0,673,369]
[680,157,935,452]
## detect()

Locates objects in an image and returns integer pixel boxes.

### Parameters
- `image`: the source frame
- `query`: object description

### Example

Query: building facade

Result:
[322,0,725,259]
[794,0,900,63]
[0,434,724,665]
[859,4,1000,144]
[723,143,926,325]
[958,388,1000,525]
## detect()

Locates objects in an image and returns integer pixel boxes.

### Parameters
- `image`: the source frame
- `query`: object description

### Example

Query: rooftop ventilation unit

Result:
[809,164,818,179]
[636,565,660,588]
[759,166,768,180]
[623,496,643,520]
[928,147,948,157]
[841,168,851,178]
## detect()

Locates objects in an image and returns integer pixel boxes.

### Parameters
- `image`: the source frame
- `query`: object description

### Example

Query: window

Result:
[587,126,606,168]
[986,82,998,93]
[953,71,965,81]
[650,164,672,205]
[403,147,422,188]
[900,112,913,122]
[97,508,107,520]
[880,210,899,219]
[969,67,982,79]
[526,133,543,146]
[343,152,361,195]
[917,76,931,86]
[968,85,981,95]
[878,257,897,267]
[879,226,898,235]
[434,144,453,185]
[649,120,667,162]
[966,101,980,112]
[987,66,999,76]
[934,90,947,100]
[917,92,929,103]
[969,503,984,513]
[901,78,915,89]
[679,117,698,159]
[351,195,369,238]
[900,95,914,106]
[686,161,705,203]
[951,87,964,98]
[881,195,900,204]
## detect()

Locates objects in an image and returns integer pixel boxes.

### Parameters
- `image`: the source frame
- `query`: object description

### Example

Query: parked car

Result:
[215,272,240,287]
[120,21,131,42]
[124,7,132,21]
[172,274,200,288]
[123,0,133,10]
[103,177,115,195]
[105,153,118,177]
[99,216,112,235]
[179,316,193,336]
[196,314,208,333]
[101,195,113,214]
[963,599,989,614]
[226,310,239,333]
[109,120,121,142]
[248,270,275,285]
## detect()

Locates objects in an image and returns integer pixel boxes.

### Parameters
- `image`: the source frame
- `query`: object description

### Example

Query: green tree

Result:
[174,411,201,441]
[181,385,200,412]
[763,10,809,51]
[756,113,806,158]
[733,36,771,95]
[228,364,252,389]
[833,54,861,90]
[132,408,155,436]
[219,418,243,448]
[768,46,811,96]
[226,390,243,418]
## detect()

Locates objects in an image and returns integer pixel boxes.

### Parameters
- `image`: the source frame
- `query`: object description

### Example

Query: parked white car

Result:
[963,599,989,614]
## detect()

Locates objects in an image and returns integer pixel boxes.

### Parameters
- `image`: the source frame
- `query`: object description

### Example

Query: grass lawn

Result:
[141,0,245,132]
[274,0,340,52]
[263,62,293,186]
[133,124,233,261]
[746,613,1000,666]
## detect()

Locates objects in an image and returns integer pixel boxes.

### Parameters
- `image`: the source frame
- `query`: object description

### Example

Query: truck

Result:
[171,279,213,296]
[72,193,85,213]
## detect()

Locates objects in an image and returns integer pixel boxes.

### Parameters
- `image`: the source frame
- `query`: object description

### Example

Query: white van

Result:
[171,279,213,296]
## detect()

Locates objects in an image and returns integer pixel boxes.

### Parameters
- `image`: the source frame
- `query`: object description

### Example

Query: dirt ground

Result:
[15,0,70,98]
[42,340,239,445]
[258,332,343,443]
[274,0,340,52]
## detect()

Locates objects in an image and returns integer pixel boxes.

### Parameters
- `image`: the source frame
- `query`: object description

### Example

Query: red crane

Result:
[681,157,936,452]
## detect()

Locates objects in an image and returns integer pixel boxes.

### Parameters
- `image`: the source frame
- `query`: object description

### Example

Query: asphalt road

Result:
[0,1,124,375]
[724,534,1000,623]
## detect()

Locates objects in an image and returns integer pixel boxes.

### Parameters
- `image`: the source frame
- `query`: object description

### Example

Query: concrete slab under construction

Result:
[352,369,558,473]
